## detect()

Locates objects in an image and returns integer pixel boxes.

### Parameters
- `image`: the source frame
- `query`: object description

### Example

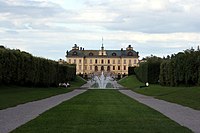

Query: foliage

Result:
[135,48,200,86]
[134,56,162,84]
[128,66,135,75]
[160,48,200,86]
[0,46,76,87]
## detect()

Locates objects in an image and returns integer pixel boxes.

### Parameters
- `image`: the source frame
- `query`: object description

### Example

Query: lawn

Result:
[12,90,191,133]
[0,76,86,110]
[118,75,200,110]
[118,75,144,89]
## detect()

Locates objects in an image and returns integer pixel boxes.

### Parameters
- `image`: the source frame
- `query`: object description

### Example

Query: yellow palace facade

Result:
[66,44,139,76]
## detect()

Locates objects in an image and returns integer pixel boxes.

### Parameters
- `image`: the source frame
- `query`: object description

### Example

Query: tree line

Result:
[134,56,162,84]
[0,46,76,87]
[160,48,200,86]
[134,47,200,86]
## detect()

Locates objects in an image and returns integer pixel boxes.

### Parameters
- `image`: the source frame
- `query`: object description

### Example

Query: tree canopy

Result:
[0,46,76,87]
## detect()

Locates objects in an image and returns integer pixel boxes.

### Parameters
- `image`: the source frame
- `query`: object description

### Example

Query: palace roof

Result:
[66,44,139,58]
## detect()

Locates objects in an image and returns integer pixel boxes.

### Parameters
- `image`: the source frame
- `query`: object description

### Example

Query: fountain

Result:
[89,71,119,89]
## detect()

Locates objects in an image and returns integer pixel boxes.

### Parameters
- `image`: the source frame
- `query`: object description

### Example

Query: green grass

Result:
[118,75,200,110]
[12,90,191,133]
[0,76,86,110]
[118,75,144,89]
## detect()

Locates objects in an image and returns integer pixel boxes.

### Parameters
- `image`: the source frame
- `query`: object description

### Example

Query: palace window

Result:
[90,59,92,64]
[101,59,104,64]
[124,66,126,70]
[124,59,126,64]
[84,66,87,70]
[118,59,120,64]
[74,59,76,64]
[113,60,115,64]
[95,66,98,71]
[118,66,120,70]
[84,59,87,64]
[101,66,104,71]
[69,59,71,64]
[95,59,98,64]
[113,66,115,70]
[129,59,131,64]
[73,51,77,55]
[107,66,110,71]
[90,65,92,70]
[127,52,133,56]
[79,59,81,64]
[112,53,117,56]
[89,52,94,56]
[108,59,110,64]
[134,59,137,64]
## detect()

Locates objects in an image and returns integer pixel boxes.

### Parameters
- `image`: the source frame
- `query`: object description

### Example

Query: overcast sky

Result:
[0,0,200,60]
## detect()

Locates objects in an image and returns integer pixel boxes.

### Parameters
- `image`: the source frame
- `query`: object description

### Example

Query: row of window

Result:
[73,51,134,56]
[69,59,137,64]
[78,65,127,71]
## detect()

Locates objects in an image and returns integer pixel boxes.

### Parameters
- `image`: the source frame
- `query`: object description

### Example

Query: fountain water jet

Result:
[90,71,117,89]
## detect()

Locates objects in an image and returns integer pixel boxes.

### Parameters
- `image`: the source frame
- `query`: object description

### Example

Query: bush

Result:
[160,49,200,86]
[0,46,76,87]
[128,67,135,75]
[135,56,162,84]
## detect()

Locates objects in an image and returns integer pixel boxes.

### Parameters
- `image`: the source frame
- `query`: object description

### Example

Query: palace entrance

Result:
[101,66,104,71]
[95,66,98,71]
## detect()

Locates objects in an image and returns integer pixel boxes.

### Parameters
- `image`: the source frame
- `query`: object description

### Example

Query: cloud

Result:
[0,0,200,60]
[0,0,65,18]
[72,0,200,33]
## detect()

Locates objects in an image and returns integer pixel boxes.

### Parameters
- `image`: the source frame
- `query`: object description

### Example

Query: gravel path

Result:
[119,90,200,133]
[0,89,87,133]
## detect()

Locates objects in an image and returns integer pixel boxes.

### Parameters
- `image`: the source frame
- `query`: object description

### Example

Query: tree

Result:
[0,46,76,87]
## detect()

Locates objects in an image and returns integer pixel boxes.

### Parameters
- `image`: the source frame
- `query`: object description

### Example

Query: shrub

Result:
[0,47,76,87]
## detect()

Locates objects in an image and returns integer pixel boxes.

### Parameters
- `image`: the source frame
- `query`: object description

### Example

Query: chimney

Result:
[83,48,84,51]
[121,48,123,51]
[80,47,82,50]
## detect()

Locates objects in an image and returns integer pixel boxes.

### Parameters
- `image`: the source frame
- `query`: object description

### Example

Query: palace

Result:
[66,43,139,76]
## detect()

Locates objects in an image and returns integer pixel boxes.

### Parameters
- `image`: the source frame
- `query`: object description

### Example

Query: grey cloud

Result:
[83,0,200,33]
[0,0,74,31]
[5,30,19,34]
[0,0,65,18]
[0,20,16,29]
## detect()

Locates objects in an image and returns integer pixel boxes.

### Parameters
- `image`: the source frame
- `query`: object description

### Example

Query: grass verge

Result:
[12,90,191,133]
[0,76,86,110]
[118,75,200,110]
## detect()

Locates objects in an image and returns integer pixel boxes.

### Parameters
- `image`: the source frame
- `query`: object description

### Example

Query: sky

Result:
[0,0,200,60]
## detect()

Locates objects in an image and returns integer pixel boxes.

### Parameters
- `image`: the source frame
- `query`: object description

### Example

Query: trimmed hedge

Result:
[134,56,162,84]
[133,48,200,86]
[134,63,148,83]
[128,67,136,75]
[0,46,76,87]
[160,49,200,86]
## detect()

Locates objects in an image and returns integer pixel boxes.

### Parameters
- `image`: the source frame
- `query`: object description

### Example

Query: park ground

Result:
[0,76,86,110]
[118,75,200,110]
[11,90,191,133]
[1,75,199,132]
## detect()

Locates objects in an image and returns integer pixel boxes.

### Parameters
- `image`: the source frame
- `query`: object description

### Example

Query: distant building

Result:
[66,43,139,76]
